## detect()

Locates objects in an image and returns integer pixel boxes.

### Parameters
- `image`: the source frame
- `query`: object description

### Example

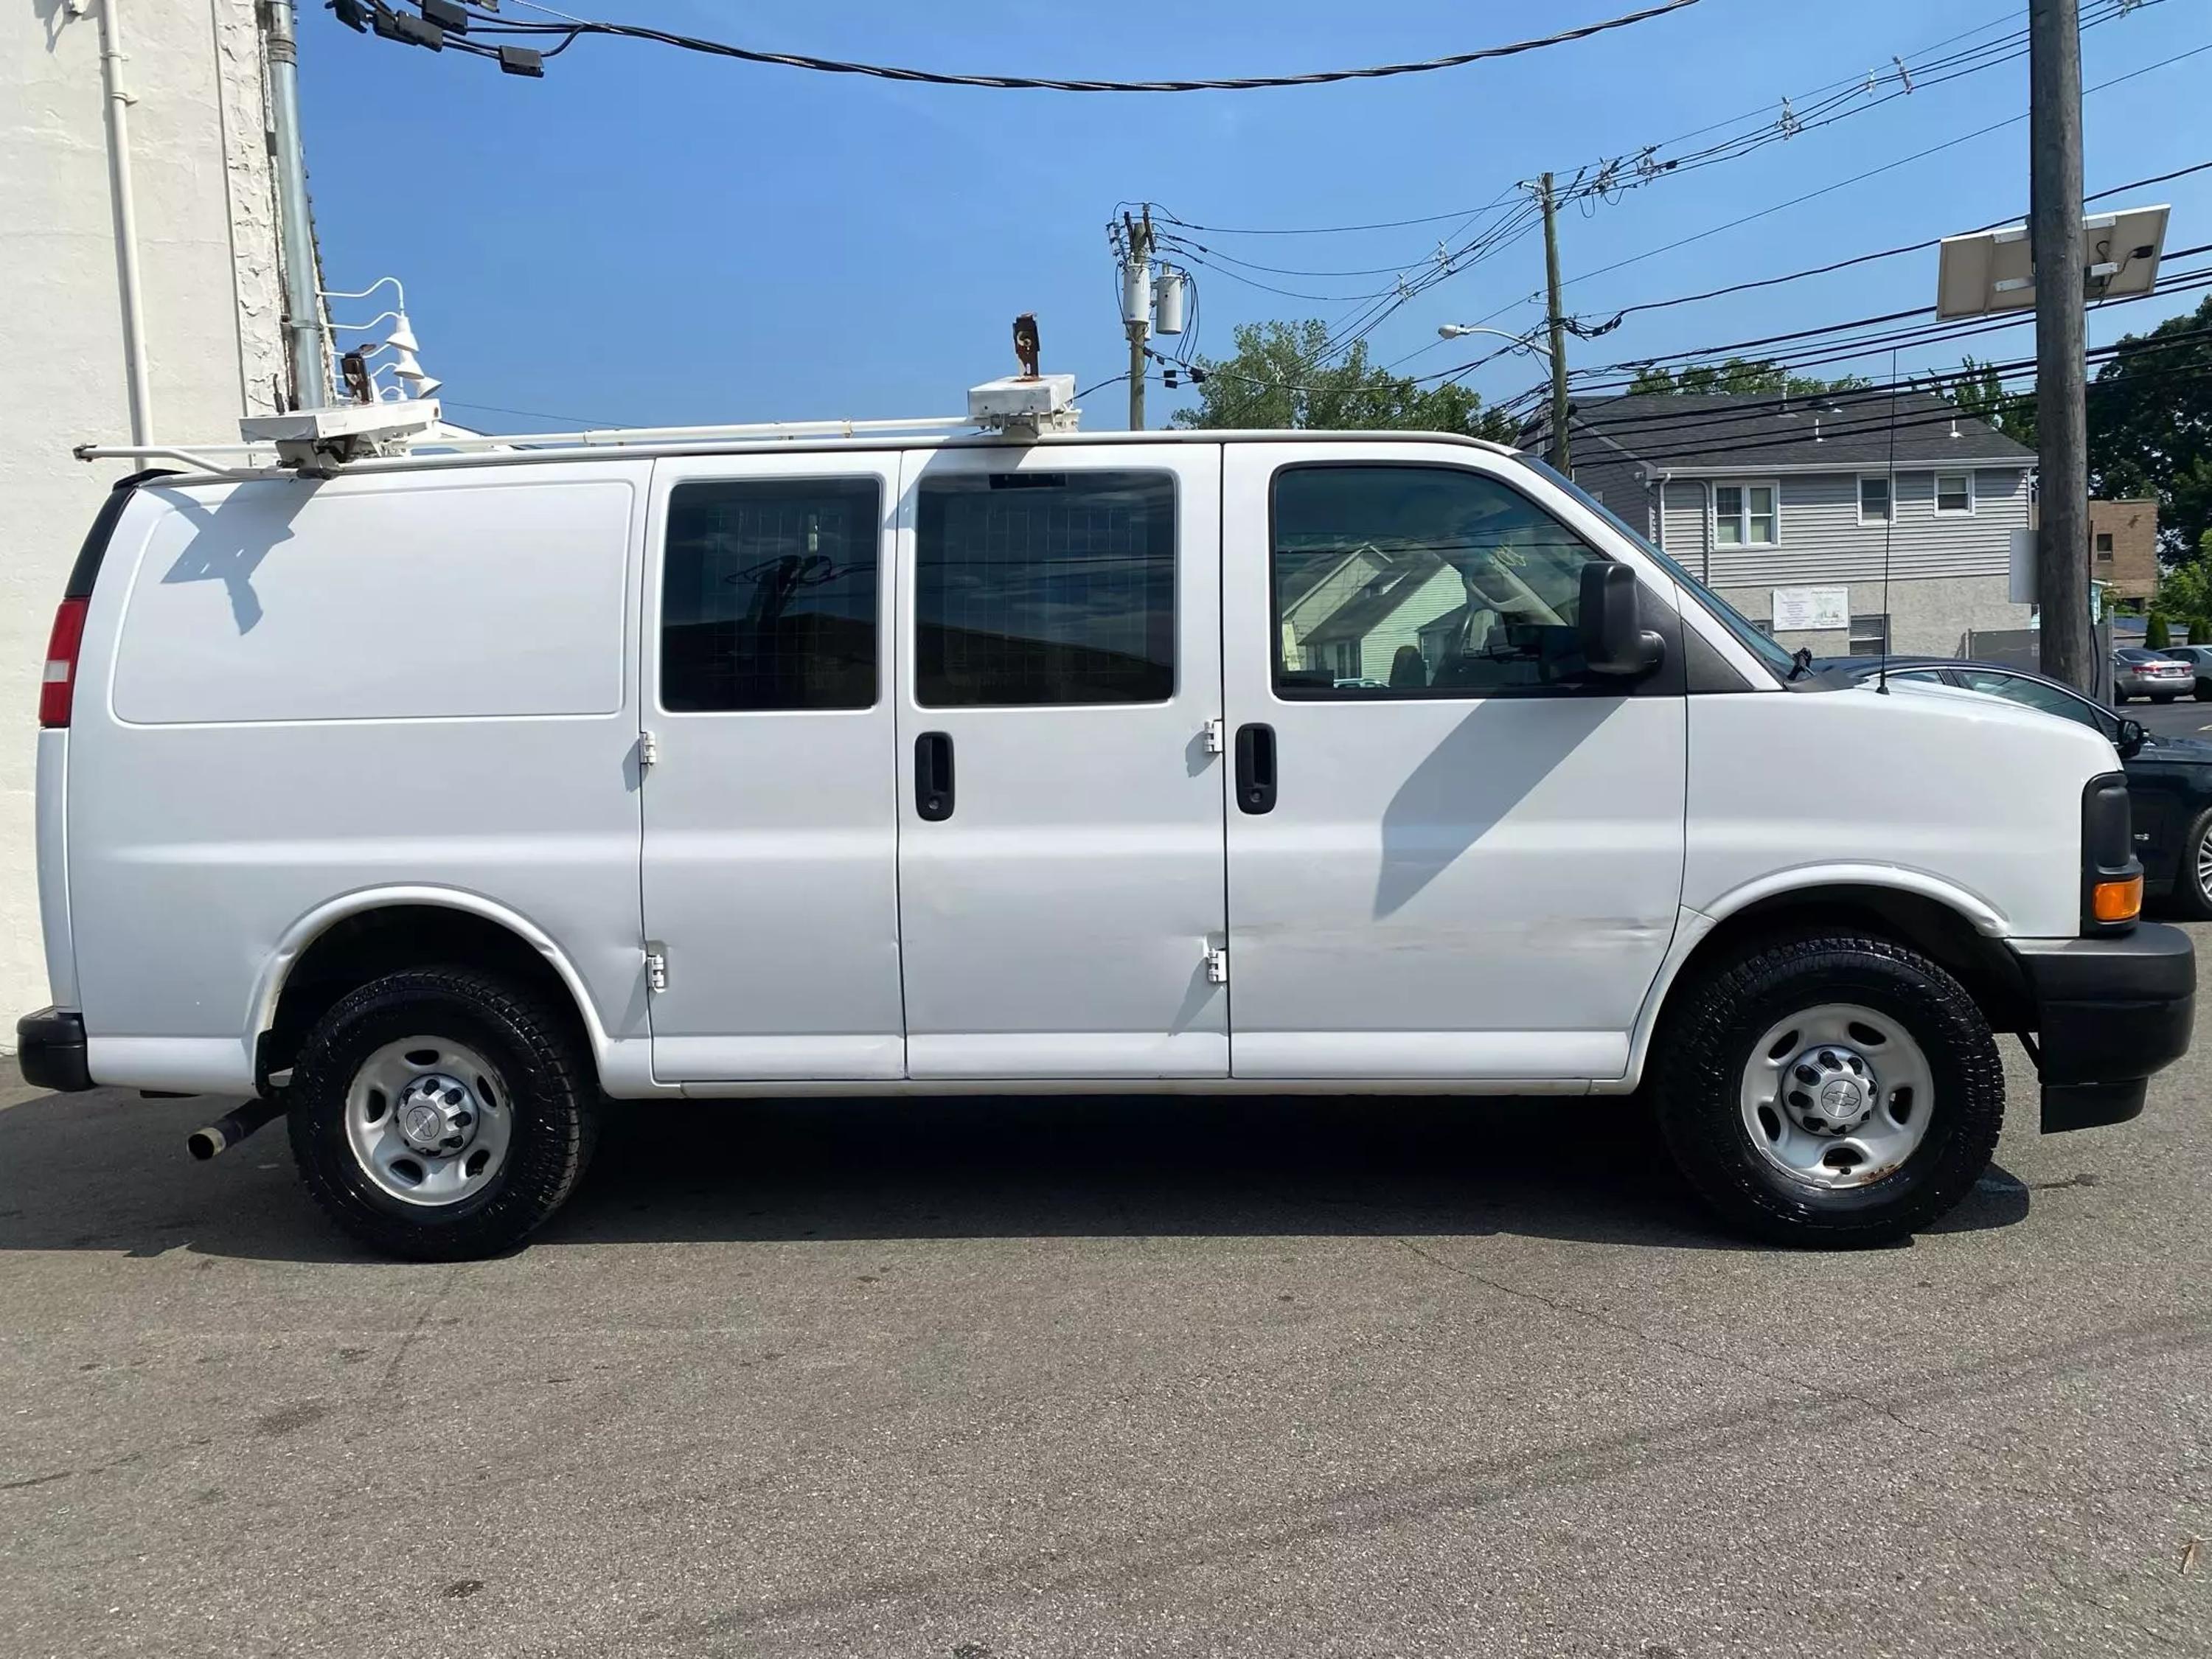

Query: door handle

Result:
[1234,723,1276,815]
[915,731,955,821]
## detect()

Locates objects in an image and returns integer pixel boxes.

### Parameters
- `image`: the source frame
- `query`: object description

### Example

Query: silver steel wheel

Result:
[1738,1003,1933,1190]
[2194,823,2212,909]
[343,1036,512,1208]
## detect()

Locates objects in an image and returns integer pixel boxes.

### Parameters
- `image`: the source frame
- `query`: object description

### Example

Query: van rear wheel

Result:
[1652,934,2004,1247]
[287,968,597,1260]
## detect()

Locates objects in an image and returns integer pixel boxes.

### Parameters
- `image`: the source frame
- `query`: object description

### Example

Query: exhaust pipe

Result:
[187,1097,285,1161]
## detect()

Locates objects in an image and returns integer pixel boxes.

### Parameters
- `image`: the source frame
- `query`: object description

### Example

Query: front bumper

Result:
[2008,923,2197,1133]
[14,1007,91,1093]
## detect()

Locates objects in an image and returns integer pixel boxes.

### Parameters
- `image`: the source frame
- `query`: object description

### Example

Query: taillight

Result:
[39,597,88,728]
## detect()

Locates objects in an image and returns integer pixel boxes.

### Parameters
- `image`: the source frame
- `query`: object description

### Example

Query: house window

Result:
[1848,613,1889,657]
[1303,639,1363,681]
[2096,532,2115,560]
[1858,476,1891,524]
[1935,473,1974,514]
[1714,482,1779,547]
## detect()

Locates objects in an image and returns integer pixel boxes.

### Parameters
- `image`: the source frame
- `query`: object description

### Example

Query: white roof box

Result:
[968,374,1078,437]
[237,400,445,471]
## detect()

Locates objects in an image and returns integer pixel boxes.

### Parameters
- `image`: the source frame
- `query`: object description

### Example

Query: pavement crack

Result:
[380,1263,465,1392]
[0,1470,74,1492]
[1386,1237,1936,1440]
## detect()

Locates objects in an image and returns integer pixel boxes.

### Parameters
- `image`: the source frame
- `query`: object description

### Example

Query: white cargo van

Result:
[18,411,2195,1259]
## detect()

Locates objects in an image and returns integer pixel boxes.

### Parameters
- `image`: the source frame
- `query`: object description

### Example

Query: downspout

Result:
[263,0,326,407]
[91,0,152,444]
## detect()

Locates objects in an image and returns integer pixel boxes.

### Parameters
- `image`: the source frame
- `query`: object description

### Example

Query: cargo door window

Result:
[914,471,1175,707]
[661,477,881,712]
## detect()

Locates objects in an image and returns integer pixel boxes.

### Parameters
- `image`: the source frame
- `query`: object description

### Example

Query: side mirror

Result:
[2117,717,2146,759]
[1578,562,1665,679]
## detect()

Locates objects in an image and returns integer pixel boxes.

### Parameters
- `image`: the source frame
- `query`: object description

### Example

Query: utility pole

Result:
[264,0,327,408]
[1123,209,1153,431]
[2030,0,2090,691]
[1540,172,1571,473]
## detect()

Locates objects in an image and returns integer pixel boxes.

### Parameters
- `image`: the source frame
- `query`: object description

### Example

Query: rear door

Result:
[1220,440,1687,1081]
[639,452,904,1081]
[891,443,1227,1078]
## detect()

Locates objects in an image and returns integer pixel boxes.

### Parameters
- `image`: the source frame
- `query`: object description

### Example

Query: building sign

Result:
[1770,585,1848,632]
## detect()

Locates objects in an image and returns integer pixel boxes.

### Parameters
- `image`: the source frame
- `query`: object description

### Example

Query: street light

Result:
[1436,324,1554,362]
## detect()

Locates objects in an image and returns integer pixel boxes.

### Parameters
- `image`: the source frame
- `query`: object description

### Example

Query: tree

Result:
[2154,529,2212,643]
[1930,355,2038,448]
[2146,611,2171,649]
[1172,319,1520,442]
[2088,293,2212,562]
[1621,357,1871,397]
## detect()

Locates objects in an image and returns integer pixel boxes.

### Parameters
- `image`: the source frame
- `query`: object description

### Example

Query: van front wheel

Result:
[1653,934,2004,1247]
[286,968,597,1260]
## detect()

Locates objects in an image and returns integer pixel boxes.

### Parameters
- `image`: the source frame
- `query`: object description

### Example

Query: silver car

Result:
[2112,647,2194,704]
[2156,644,2212,701]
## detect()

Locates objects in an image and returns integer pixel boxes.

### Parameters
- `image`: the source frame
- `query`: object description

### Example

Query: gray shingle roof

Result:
[1547,389,2036,472]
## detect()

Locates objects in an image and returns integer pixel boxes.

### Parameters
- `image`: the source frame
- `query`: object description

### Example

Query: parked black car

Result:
[1824,655,2212,917]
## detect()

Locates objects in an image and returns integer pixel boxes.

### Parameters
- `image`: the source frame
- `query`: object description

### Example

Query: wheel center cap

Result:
[1818,1077,1865,1118]
[394,1074,476,1155]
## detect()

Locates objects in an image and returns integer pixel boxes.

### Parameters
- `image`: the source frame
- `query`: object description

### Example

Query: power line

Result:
[1147,2,2155,239]
[442,397,619,425]
[1486,264,2212,417]
[389,0,1703,92]
[1582,358,2212,467]
[1569,257,2212,395]
[1566,159,2212,334]
[1545,0,2152,207]
[1141,40,2208,418]
[1555,38,2212,301]
[1150,189,1523,240]
[1536,316,2212,452]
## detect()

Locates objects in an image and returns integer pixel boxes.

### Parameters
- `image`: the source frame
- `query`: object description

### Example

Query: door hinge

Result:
[639,730,658,771]
[1204,946,1229,984]
[1203,717,1225,756]
[644,944,668,992]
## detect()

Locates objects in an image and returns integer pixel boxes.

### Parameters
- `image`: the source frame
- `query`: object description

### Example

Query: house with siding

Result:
[1543,390,2038,658]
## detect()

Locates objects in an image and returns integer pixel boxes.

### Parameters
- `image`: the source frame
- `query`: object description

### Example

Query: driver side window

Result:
[1271,464,1611,698]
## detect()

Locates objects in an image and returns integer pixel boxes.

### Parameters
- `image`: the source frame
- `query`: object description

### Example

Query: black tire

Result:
[287,968,598,1260]
[1652,933,2004,1248]
[2114,691,2131,706]
[2172,808,2212,921]
[2154,694,2178,705]
[2196,681,2211,702]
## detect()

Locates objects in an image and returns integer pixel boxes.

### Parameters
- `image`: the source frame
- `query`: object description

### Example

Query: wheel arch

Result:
[251,888,611,1092]
[1626,872,2034,1088]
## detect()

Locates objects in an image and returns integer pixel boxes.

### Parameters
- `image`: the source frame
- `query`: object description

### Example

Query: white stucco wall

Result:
[1,0,284,1037]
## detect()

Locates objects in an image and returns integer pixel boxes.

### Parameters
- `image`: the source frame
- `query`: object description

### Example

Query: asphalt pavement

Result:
[4,939,2210,1659]
[2131,695,2212,742]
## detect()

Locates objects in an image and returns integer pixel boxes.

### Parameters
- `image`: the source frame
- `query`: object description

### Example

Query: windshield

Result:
[1512,453,1796,680]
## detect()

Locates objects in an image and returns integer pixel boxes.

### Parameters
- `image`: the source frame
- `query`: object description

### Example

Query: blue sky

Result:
[298,1,2212,434]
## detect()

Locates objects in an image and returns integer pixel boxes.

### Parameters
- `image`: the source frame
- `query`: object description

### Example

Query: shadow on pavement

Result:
[0,1079,2031,1263]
